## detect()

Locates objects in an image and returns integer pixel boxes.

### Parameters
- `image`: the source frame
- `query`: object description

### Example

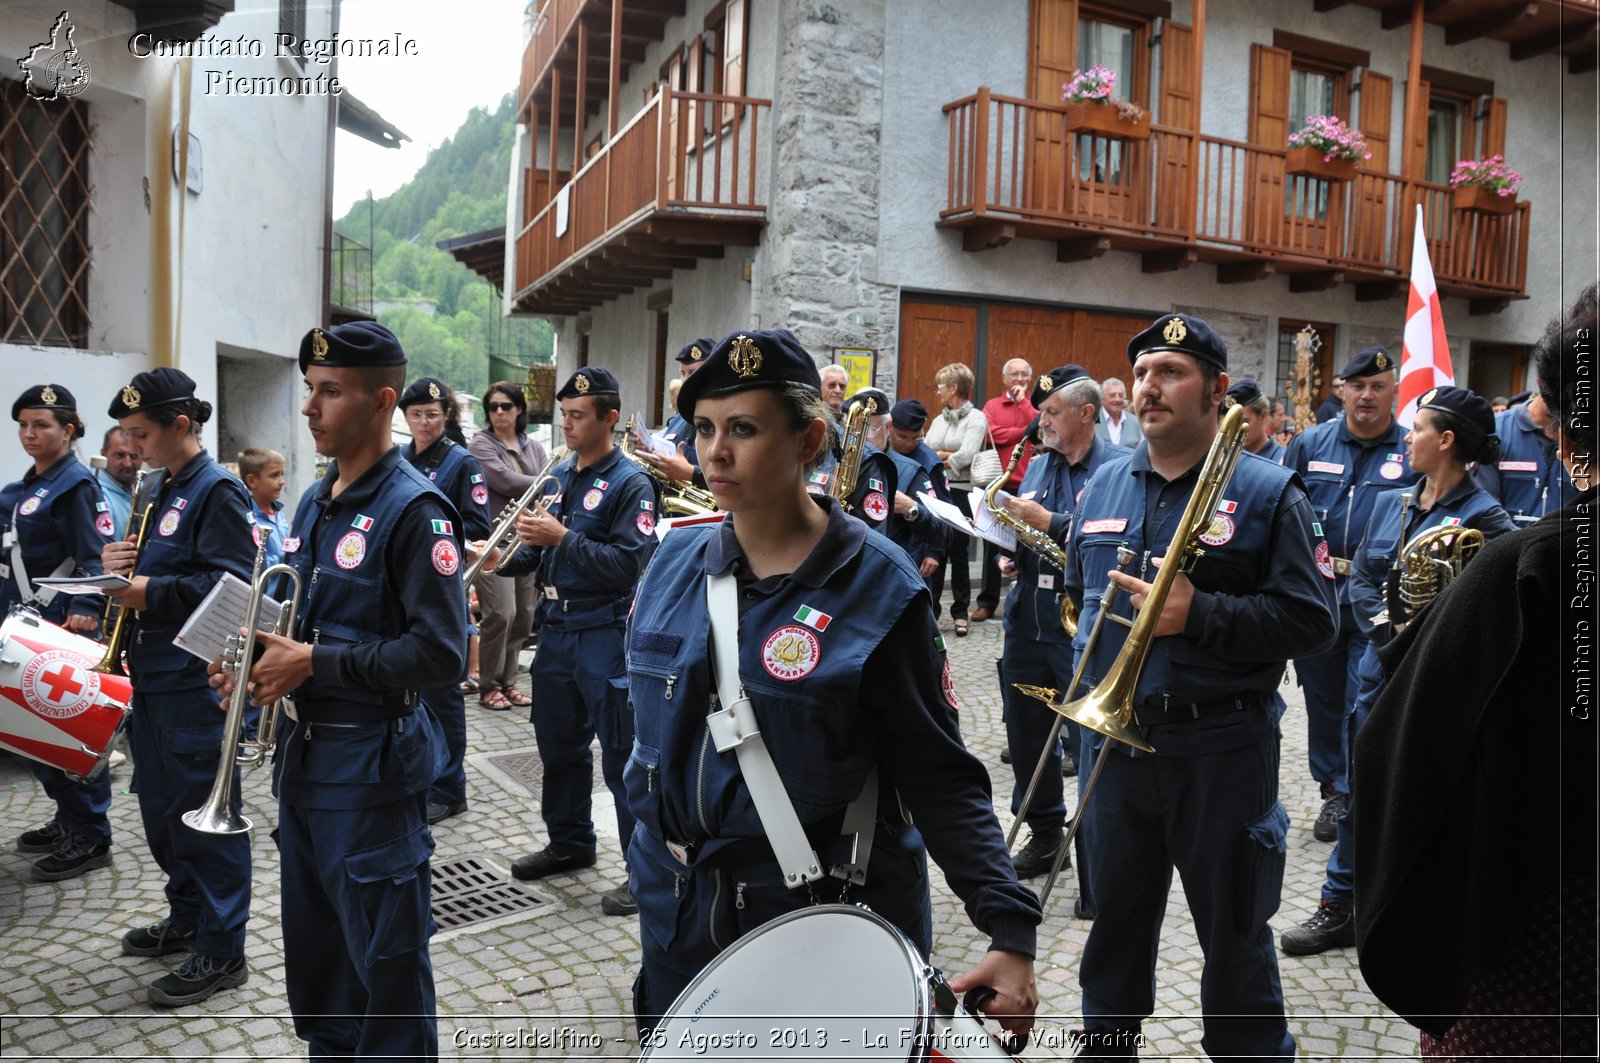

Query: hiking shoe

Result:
[148,954,248,1007]
[31,835,111,882]
[1000,747,1013,765]
[122,918,197,957]
[1012,827,1066,878]
[16,821,65,854]
[1062,750,1079,778]
[427,800,468,825]
[601,884,639,916]
[1280,899,1356,955]
[1313,792,1347,842]
[511,846,597,881]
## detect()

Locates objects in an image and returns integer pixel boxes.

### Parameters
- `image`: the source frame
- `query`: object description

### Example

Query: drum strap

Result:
[705,570,877,890]
[8,503,73,608]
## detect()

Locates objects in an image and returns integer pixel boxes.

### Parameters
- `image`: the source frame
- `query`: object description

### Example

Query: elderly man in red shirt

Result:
[972,357,1036,621]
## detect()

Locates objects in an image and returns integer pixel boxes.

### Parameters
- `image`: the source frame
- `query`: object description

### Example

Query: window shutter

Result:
[666,49,682,199]
[1156,21,1195,231]
[1029,0,1079,104]
[723,0,747,121]
[1353,71,1392,262]
[1482,96,1508,158]
[1247,44,1292,243]
[1407,79,1430,179]
[686,36,702,149]
[1360,71,1392,169]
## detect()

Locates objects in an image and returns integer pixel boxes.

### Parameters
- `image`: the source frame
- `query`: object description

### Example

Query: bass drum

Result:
[640,904,1021,1061]
[0,609,131,780]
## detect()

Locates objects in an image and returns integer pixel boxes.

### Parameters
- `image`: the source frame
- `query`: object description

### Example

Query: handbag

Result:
[969,422,1003,484]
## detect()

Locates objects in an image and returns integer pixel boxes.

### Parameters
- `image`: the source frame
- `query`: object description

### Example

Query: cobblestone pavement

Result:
[0,587,1420,1060]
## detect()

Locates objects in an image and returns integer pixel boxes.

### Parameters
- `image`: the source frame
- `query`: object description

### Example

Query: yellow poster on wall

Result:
[836,349,875,395]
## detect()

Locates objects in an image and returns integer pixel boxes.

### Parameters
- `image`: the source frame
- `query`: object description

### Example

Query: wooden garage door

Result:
[986,305,1145,396]
[899,300,978,414]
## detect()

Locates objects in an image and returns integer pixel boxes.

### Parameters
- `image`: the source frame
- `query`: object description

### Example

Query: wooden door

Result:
[1027,0,1078,214]
[1072,309,1151,385]
[899,300,979,413]
[985,304,1074,401]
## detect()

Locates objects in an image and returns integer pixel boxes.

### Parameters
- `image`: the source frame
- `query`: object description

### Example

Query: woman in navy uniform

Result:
[1281,385,1514,957]
[1064,314,1337,1061]
[624,329,1041,1039]
[3,384,116,882]
[399,376,491,826]
[101,368,255,1007]
[216,322,467,1058]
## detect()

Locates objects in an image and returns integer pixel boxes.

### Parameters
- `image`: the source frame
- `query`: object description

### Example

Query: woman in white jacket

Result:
[924,362,988,635]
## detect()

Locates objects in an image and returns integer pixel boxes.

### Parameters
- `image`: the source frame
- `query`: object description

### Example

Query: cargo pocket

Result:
[630,837,690,953]
[1235,802,1289,934]
[344,826,435,967]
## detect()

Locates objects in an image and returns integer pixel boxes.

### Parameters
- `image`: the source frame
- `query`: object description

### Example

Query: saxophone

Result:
[620,419,718,517]
[982,435,1078,636]
[829,397,873,511]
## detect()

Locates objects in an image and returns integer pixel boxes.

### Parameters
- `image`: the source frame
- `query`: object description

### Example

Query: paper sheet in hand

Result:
[30,573,132,596]
[970,489,1020,551]
[912,491,1016,550]
[633,416,678,459]
[173,572,286,664]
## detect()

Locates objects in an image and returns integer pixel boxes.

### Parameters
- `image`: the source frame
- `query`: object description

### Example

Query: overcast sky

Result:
[331,0,527,219]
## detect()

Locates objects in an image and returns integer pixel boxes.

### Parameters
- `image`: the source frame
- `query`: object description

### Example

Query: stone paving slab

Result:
[0,585,1420,1059]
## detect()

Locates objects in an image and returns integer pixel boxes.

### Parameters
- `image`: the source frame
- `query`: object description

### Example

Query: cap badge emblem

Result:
[729,335,763,379]
[1375,352,1389,370]
[1421,388,1437,406]
[1038,375,1054,393]
[311,330,329,360]
[575,373,591,394]
[427,381,441,400]
[40,386,57,406]
[121,386,142,410]
[1163,316,1188,345]
[690,345,705,362]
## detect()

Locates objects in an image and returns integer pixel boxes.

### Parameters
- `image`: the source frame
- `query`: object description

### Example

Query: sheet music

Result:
[172,572,286,664]
[30,573,132,596]
[914,491,1017,551]
[633,416,678,458]
[969,489,1020,551]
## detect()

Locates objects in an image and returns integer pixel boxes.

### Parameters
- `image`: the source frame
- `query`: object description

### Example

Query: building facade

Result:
[500,0,1597,425]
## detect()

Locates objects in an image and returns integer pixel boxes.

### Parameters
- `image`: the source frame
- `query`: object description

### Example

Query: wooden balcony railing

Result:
[942,88,1529,302]
[513,88,768,308]
[518,0,592,115]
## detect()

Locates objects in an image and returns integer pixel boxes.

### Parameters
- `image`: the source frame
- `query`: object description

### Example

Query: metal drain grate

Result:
[485,749,544,794]
[431,856,549,930]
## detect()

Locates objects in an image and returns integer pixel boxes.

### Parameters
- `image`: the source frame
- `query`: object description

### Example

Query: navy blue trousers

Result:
[1323,642,1384,902]
[32,762,112,845]
[529,624,635,858]
[1080,708,1295,1063]
[127,687,250,958]
[422,684,466,808]
[277,794,437,1061]
[1000,637,1073,833]
[1293,606,1366,792]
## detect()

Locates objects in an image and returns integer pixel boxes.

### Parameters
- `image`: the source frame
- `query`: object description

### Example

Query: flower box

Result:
[1064,101,1150,141]
[1452,184,1517,216]
[1285,145,1356,182]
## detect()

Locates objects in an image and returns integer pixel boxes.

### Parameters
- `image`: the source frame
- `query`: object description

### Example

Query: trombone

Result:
[184,538,303,835]
[1016,404,1249,905]
[462,448,568,593]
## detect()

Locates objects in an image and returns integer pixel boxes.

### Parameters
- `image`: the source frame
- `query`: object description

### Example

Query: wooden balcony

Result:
[518,0,686,129]
[941,89,1529,313]
[512,88,768,315]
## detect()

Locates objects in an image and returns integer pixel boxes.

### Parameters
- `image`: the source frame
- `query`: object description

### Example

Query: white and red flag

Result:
[1398,204,1456,427]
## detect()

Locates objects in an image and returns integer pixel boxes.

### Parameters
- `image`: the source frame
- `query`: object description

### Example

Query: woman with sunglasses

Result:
[469,382,548,710]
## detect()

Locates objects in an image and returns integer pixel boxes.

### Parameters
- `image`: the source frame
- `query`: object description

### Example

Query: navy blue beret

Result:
[1030,364,1090,408]
[1417,385,1495,439]
[557,367,620,400]
[677,329,821,421]
[674,337,717,365]
[398,377,452,409]
[847,388,890,416]
[1340,346,1396,379]
[12,383,76,422]
[108,367,197,419]
[1226,377,1265,407]
[1507,389,1532,407]
[1127,313,1227,370]
[890,398,928,431]
[298,321,406,374]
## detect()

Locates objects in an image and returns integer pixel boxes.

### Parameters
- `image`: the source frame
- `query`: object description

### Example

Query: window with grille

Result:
[1276,321,1336,425]
[1,78,90,348]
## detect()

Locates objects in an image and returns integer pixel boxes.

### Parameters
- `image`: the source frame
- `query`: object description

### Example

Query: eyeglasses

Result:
[487,402,517,412]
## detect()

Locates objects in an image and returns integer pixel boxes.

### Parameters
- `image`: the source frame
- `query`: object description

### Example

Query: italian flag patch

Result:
[593,478,609,490]
[868,478,884,491]
[1312,521,1324,536]
[352,514,374,531]
[794,605,833,631]
[431,519,453,536]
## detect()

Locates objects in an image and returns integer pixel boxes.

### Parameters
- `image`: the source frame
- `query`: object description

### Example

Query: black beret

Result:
[1226,377,1265,407]
[1417,385,1495,439]
[1030,364,1090,408]
[12,384,76,422]
[556,367,620,400]
[398,377,452,409]
[1127,313,1227,370]
[674,337,717,365]
[847,388,890,416]
[108,367,197,419]
[890,398,928,431]
[677,329,821,421]
[1340,346,1396,379]
[298,321,406,374]
[1507,389,1532,407]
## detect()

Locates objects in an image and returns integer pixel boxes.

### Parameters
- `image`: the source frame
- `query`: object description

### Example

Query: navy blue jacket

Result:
[1066,444,1337,740]
[129,451,255,691]
[0,452,110,625]
[498,445,658,630]
[1286,416,1418,606]
[404,436,492,542]
[884,449,947,564]
[1476,404,1576,525]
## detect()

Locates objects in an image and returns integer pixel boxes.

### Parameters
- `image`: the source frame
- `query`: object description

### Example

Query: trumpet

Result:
[982,435,1077,636]
[93,469,158,676]
[184,538,303,835]
[620,419,717,516]
[462,448,568,593]
[830,397,873,511]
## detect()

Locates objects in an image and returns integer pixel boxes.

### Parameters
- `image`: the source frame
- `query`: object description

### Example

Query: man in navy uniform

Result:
[998,366,1128,882]
[399,375,492,826]
[1229,378,1286,464]
[499,367,658,918]
[1284,347,1415,841]
[220,321,468,1057]
[657,337,715,466]
[1064,313,1336,1060]
[1475,390,1575,525]
[884,398,950,586]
